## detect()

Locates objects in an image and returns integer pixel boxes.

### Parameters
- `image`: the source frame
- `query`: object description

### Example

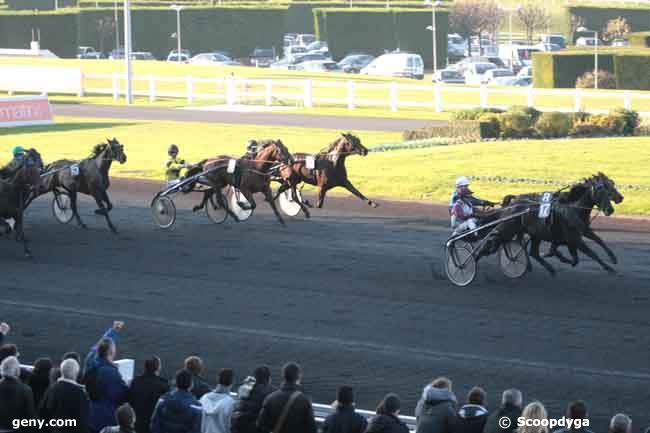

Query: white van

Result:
[360,52,424,80]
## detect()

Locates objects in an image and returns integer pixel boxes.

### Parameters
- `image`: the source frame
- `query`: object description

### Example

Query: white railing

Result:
[2,65,650,115]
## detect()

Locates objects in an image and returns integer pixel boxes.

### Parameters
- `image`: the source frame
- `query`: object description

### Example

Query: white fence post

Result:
[112,73,119,100]
[186,75,194,104]
[526,85,534,107]
[303,79,313,108]
[347,80,355,110]
[226,77,237,106]
[389,82,398,112]
[623,91,632,110]
[149,75,156,103]
[434,83,443,112]
[480,84,488,108]
[574,87,582,112]
[265,80,272,106]
[77,70,84,97]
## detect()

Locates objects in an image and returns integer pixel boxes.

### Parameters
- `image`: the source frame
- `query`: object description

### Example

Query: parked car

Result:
[337,53,375,73]
[108,48,125,60]
[190,52,239,65]
[498,44,540,73]
[451,56,505,74]
[432,69,465,84]
[77,46,101,59]
[294,33,317,47]
[284,45,308,61]
[537,43,561,52]
[360,52,424,80]
[447,33,467,58]
[305,40,329,54]
[483,68,514,84]
[463,62,498,85]
[269,58,295,70]
[293,52,330,64]
[294,60,340,72]
[250,47,277,67]
[167,49,191,62]
[517,66,532,77]
[491,76,532,87]
[540,33,566,49]
[130,51,156,60]
[612,39,629,47]
[576,37,602,47]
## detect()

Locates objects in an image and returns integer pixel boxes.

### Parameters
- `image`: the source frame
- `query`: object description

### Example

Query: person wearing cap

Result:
[165,144,188,185]
[449,176,492,213]
[0,146,27,179]
[450,176,494,234]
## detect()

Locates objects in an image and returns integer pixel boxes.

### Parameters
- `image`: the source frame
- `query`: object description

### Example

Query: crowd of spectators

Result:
[0,321,647,433]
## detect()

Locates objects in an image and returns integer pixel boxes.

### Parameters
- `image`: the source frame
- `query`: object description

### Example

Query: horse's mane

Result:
[90,142,108,158]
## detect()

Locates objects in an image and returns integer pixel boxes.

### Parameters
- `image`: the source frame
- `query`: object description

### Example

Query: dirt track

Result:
[1,179,649,430]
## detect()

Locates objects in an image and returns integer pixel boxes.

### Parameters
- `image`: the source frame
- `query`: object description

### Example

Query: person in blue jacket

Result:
[84,321,129,433]
[150,369,202,433]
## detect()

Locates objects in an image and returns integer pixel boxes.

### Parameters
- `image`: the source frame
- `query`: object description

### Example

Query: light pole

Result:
[170,4,184,63]
[425,0,441,74]
[114,0,119,52]
[578,26,598,89]
[124,0,133,104]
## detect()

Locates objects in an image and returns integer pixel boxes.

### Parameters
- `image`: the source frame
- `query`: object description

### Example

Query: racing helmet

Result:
[455,176,470,188]
[12,146,26,157]
[246,139,259,153]
[168,144,179,156]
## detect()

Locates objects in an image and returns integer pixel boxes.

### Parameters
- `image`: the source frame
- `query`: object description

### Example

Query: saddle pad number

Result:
[227,159,237,174]
[538,192,552,219]
[306,156,315,170]
[70,164,80,177]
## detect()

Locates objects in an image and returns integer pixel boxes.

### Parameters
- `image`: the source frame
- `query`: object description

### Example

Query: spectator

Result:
[231,366,275,433]
[150,369,202,433]
[129,356,169,433]
[0,356,36,432]
[28,357,53,409]
[453,387,488,433]
[51,352,83,383]
[185,356,211,399]
[39,358,90,433]
[415,377,457,433]
[0,322,9,346]
[518,402,548,433]
[100,404,136,433]
[484,389,523,433]
[0,342,31,383]
[365,393,409,433]
[85,322,129,433]
[552,401,593,433]
[200,368,236,433]
[322,385,367,433]
[609,414,632,433]
[257,362,317,433]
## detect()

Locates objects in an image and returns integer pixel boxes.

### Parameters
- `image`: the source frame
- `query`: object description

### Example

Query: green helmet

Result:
[12,146,26,156]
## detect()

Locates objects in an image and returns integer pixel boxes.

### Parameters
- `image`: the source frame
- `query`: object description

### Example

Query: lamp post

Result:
[424,0,441,74]
[170,5,184,63]
[124,0,133,104]
[578,26,598,89]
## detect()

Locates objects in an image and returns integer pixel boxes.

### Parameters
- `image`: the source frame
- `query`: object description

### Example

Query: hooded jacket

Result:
[150,389,202,433]
[199,385,236,433]
[231,383,274,433]
[415,386,457,433]
[365,414,410,433]
[484,404,521,433]
[452,404,488,433]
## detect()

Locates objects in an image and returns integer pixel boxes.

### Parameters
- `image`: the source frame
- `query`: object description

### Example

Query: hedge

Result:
[614,54,650,90]
[566,5,650,42]
[630,31,650,48]
[0,12,78,57]
[8,0,76,10]
[314,7,448,67]
[403,120,488,142]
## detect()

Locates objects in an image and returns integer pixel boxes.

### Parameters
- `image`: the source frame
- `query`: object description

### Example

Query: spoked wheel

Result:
[277,189,303,217]
[444,244,477,287]
[52,192,74,224]
[151,196,176,229]
[205,189,228,224]
[227,187,253,222]
[499,239,529,279]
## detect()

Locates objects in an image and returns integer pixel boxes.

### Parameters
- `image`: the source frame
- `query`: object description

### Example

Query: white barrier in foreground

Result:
[0,65,84,96]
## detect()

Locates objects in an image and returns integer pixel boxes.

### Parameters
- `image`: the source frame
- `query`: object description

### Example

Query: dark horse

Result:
[37,138,127,233]
[274,133,377,218]
[0,149,44,258]
[188,139,293,226]
[497,173,622,275]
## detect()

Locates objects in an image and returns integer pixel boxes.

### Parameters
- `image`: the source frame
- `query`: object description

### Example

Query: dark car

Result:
[292,52,329,64]
[337,54,375,73]
[108,48,125,60]
[250,47,277,67]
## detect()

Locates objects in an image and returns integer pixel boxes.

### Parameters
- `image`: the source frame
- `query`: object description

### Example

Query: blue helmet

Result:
[13,146,26,156]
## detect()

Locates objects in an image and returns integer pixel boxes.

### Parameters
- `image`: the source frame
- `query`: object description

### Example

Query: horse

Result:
[496,174,620,275]
[0,149,44,258]
[37,138,127,233]
[502,173,623,267]
[188,139,293,226]
[273,133,377,218]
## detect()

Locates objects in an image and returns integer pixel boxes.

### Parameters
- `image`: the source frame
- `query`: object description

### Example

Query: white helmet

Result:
[455,176,470,188]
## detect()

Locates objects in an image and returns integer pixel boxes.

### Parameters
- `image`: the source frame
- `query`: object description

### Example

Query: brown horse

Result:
[0,149,43,258]
[188,139,293,225]
[37,138,127,233]
[274,133,377,218]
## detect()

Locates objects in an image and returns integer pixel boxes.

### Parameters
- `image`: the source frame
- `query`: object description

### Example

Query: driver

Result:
[165,144,187,186]
[450,177,494,235]
[449,176,493,212]
[0,146,27,179]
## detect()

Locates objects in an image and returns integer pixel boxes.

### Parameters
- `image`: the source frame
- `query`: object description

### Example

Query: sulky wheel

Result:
[52,192,74,224]
[499,239,529,279]
[151,196,176,229]
[444,244,477,287]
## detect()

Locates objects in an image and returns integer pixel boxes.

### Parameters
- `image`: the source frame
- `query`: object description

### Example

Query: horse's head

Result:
[258,139,293,165]
[595,172,624,205]
[339,133,368,156]
[586,175,616,216]
[97,137,127,164]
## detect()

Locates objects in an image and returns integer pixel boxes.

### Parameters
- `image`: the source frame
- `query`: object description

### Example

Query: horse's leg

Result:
[583,228,617,264]
[193,191,210,213]
[292,185,310,219]
[575,238,617,274]
[545,243,573,265]
[15,192,31,258]
[93,190,117,233]
[66,187,87,229]
[263,185,286,226]
[342,180,378,208]
[529,237,556,275]
[316,185,331,209]
[272,181,291,201]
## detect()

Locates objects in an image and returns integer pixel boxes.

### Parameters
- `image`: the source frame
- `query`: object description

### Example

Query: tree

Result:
[450,0,503,48]
[96,17,116,55]
[602,16,631,43]
[517,2,550,44]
